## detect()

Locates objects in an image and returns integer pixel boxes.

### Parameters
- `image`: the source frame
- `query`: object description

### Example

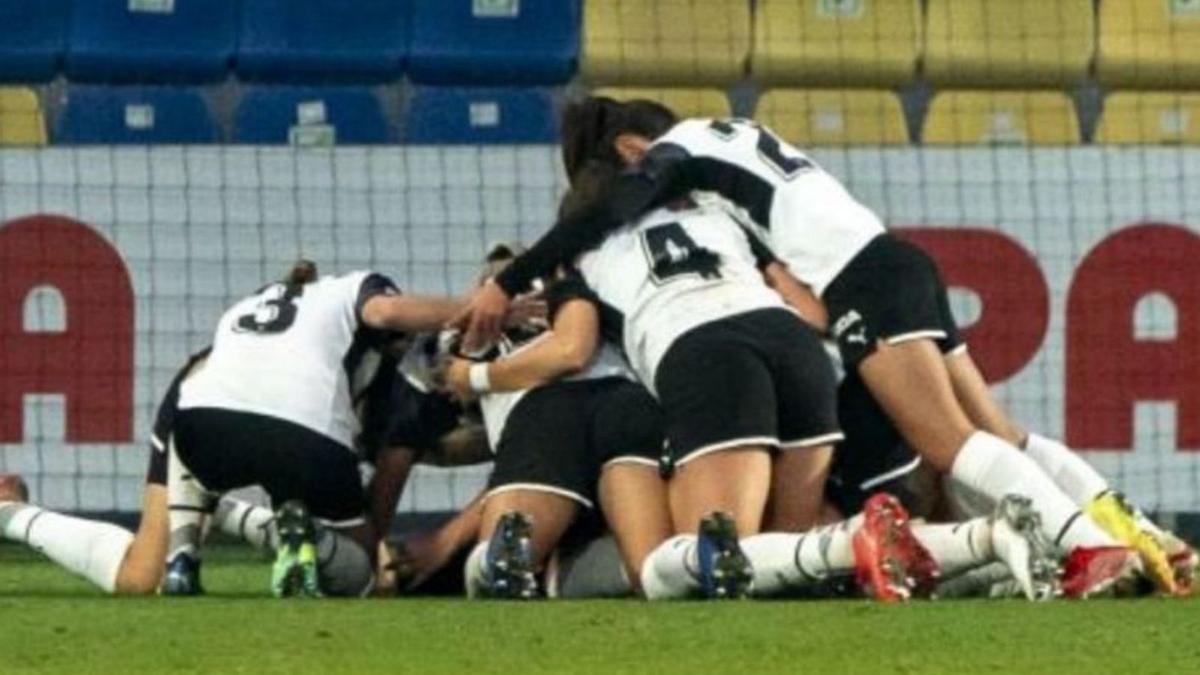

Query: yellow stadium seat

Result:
[1098,0,1200,89]
[582,0,751,86]
[925,0,1094,87]
[752,0,920,87]
[922,91,1080,145]
[756,89,908,145]
[1096,93,1200,144]
[594,87,732,119]
[0,87,47,146]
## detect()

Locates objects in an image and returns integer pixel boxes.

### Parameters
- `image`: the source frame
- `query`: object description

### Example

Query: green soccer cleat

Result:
[271,500,321,598]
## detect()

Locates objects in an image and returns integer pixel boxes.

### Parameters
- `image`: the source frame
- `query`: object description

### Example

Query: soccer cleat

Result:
[1163,536,1198,595]
[482,511,538,599]
[162,552,205,596]
[1085,492,1177,595]
[1060,546,1141,599]
[990,495,1061,601]
[271,500,321,598]
[852,493,940,602]
[695,512,753,599]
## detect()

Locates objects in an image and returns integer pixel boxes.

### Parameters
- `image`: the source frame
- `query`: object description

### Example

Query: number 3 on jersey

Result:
[641,222,722,284]
[235,283,302,334]
[708,118,812,180]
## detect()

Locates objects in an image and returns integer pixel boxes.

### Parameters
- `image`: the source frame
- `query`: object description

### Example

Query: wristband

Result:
[468,363,492,394]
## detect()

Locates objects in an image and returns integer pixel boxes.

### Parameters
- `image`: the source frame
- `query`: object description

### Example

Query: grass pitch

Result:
[0,544,1194,674]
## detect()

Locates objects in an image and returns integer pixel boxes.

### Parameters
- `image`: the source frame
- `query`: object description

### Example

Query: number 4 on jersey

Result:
[708,118,812,180]
[641,222,722,284]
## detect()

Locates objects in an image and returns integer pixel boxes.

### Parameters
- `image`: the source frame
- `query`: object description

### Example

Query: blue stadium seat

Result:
[237,0,407,83]
[65,0,237,83]
[234,87,390,145]
[403,87,557,144]
[0,0,68,81]
[409,0,579,85]
[56,86,217,144]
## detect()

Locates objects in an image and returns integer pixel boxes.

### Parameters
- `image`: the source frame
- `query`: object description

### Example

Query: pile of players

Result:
[2,97,1195,603]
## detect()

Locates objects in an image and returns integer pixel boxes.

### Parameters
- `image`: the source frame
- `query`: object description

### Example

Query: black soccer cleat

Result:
[483,511,539,599]
[697,512,754,599]
[162,552,205,596]
[271,500,321,598]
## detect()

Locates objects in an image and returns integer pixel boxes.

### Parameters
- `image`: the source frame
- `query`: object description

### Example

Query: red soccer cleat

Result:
[1060,546,1141,599]
[852,493,940,603]
[0,474,29,503]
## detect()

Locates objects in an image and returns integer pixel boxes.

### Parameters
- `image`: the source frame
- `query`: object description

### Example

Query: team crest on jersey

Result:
[817,0,865,19]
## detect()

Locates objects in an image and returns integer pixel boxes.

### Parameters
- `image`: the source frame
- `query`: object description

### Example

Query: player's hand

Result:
[506,291,547,330]
[439,357,475,402]
[390,530,458,592]
[450,279,511,354]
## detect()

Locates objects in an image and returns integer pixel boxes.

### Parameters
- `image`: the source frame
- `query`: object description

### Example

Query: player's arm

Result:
[393,489,487,591]
[366,446,416,537]
[356,273,465,334]
[763,262,828,333]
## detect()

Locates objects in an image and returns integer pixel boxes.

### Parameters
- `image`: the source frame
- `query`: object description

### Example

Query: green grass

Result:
[0,545,1195,675]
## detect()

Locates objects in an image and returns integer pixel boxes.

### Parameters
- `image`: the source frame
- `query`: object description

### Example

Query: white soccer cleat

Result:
[991,494,1061,601]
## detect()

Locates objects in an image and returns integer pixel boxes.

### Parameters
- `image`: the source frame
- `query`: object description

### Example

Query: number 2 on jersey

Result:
[234,283,302,334]
[641,222,722,284]
[708,118,812,180]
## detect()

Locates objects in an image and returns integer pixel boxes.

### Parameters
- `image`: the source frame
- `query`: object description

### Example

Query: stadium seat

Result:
[1096,93,1200,144]
[924,0,1094,87]
[65,0,237,83]
[581,0,750,86]
[1098,0,1200,89]
[752,0,920,87]
[0,87,48,146]
[237,0,407,83]
[403,87,556,144]
[756,89,908,146]
[0,0,68,82]
[234,87,390,145]
[55,86,218,144]
[922,91,1081,145]
[593,87,731,119]
[409,0,579,85]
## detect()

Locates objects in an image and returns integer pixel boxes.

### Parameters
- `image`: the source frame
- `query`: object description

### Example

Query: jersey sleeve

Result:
[544,274,600,323]
[354,272,401,327]
[494,141,693,297]
[736,222,779,270]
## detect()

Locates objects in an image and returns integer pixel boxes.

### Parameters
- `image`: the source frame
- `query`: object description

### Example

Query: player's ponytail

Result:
[560,96,678,181]
[557,160,619,221]
[284,259,318,285]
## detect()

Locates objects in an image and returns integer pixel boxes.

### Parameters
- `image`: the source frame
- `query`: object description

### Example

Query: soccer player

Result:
[453,97,1154,597]
[170,260,464,597]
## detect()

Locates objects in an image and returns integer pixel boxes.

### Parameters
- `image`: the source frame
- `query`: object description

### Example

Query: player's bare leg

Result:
[113,484,170,594]
[466,490,579,598]
[764,444,834,532]
[597,462,672,594]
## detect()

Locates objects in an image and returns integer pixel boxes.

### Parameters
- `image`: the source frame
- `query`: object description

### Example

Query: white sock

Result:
[212,497,277,551]
[464,541,488,599]
[639,535,701,600]
[1022,433,1110,506]
[0,503,133,593]
[911,519,993,577]
[741,516,860,596]
[951,432,1115,549]
[167,443,215,560]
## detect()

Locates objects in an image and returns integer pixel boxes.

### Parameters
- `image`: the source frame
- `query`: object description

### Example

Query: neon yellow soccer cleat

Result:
[1085,492,1176,596]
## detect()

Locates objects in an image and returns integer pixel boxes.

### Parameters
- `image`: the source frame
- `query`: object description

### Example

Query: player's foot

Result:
[162,552,205,596]
[483,511,538,599]
[1163,535,1197,595]
[853,493,940,602]
[271,500,321,598]
[1060,546,1141,599]
[0,474,29,503]
[1085,491,1177,595]
[696,512,752,599]
[990,495,1060,601]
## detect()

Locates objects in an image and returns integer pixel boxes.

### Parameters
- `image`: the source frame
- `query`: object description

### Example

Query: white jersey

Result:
[179,270,395,448]
[653,118,885,295]
[576,196,786,390]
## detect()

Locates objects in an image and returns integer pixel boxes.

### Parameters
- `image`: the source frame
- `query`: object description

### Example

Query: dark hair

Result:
[557,160,619,221]
[284,259,318,285]
[560,96,678,182]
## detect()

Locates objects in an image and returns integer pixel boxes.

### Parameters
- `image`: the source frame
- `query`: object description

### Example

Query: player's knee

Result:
[113,554,163,595]
[316,530,375,597]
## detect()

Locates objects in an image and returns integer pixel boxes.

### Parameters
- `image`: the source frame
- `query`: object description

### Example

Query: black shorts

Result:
[653,308,842,466]
[823,234,965,369]
[145,349,212,486]
[173,407,366,527]
[824,371,923,516]
[488,377,664,507]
